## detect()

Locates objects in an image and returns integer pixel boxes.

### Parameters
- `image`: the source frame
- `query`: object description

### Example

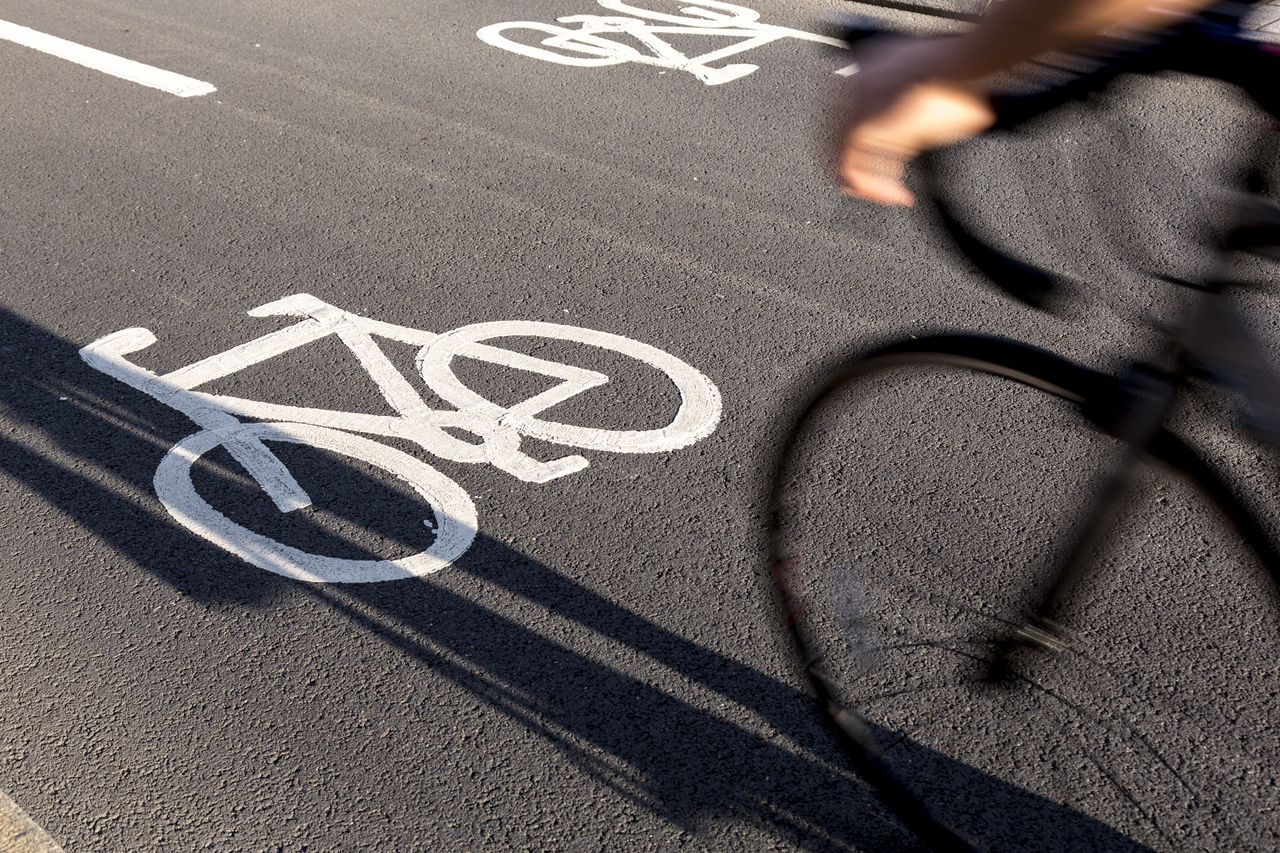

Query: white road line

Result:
[0,18,216,97]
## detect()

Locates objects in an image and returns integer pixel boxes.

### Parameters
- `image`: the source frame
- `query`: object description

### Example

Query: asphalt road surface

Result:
[2,0,1278,849]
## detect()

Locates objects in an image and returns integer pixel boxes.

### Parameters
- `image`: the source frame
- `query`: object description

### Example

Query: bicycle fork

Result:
[986,364,1179,680]
[996,185,1280,673]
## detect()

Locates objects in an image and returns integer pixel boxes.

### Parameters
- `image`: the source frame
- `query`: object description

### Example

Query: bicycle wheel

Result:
[766,335,1212,851]
[154,422,477,584]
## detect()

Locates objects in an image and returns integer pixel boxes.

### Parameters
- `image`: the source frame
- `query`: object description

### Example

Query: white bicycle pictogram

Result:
[477,0,844,86]
[80,294,722,584]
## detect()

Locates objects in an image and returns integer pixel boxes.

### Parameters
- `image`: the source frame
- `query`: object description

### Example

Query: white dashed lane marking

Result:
[0,18,216,97]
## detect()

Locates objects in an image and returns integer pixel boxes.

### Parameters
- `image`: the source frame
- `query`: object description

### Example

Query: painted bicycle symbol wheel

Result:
[417,320,723,453]
[153,422,478,584]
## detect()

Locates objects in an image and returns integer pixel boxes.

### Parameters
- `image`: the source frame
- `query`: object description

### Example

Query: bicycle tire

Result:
[764,334,1241,850]
[155,421,478,584]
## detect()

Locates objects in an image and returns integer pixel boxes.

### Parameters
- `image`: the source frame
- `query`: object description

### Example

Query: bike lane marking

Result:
[79,294,723,584]
[0,18,215,97]
[477,0,846,86]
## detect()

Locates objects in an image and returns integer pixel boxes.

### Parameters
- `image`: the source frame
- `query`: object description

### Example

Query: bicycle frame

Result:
[762,14,1280,847]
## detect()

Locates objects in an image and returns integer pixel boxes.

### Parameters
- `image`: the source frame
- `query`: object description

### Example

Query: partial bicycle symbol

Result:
[80,294,722,583]
[477,0,844,86]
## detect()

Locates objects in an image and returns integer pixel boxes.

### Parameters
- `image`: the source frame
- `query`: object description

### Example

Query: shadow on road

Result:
[0,305,1152,851]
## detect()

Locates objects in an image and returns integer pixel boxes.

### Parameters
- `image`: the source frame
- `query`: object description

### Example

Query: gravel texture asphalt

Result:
[1,0,1278,849]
